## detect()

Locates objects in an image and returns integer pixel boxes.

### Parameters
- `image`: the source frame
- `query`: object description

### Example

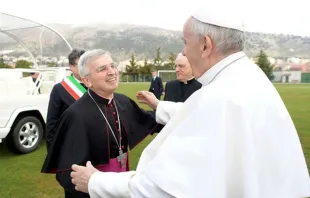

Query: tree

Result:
[15,60,32,69]
[162,52,176,69]
[0,53,3,64]
[125,54,140,81]
[0,54,11,68]
[47,61,57,67]
[0,63,11,68]
[153,47,164,69]
[139,59,152,75]
[256,50,274,80]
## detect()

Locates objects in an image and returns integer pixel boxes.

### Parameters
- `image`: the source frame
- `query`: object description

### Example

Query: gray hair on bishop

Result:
[78,49,110,77]
[188,17,245,55]
[177,52,184,58]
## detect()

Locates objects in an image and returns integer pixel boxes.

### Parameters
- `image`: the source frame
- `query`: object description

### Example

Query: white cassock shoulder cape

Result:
[88,52,310,198]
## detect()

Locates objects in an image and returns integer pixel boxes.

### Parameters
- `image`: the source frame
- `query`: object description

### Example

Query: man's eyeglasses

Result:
[95,63,118,73]
[84,63,118,77]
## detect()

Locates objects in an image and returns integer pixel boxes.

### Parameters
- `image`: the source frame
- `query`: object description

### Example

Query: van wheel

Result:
[6,116,43,154]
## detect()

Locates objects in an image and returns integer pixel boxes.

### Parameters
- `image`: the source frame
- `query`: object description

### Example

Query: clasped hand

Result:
[71,161,99,193]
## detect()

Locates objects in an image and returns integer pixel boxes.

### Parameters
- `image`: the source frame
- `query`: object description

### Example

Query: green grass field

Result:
[0,82,309,198]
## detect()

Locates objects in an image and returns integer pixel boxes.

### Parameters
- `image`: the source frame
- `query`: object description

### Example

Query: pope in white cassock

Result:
[70,3,310,198]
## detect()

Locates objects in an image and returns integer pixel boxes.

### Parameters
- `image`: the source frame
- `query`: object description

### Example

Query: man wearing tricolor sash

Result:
[46,49,86,149]
[41,49,160,198]
[61,75,87,101]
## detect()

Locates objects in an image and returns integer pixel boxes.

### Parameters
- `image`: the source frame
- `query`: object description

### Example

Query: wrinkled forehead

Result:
[182,18,192,37]
[182,17,199,41]
[88,54,113,69]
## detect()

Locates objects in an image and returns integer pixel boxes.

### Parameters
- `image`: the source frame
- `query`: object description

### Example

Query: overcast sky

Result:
[1,0,309,36]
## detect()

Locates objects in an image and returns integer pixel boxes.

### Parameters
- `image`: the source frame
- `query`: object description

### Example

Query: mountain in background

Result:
[1,23,309,62]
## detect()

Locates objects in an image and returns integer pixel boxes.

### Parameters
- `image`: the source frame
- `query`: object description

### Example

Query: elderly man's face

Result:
[175,55,193,82]
[84,54,119,93]
[182,17,211,79]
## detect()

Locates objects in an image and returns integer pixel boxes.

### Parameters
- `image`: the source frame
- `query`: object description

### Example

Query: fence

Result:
[301,73,310,83]
[272,71,310,83]
[120,73,177,82]
[120,75,152,82]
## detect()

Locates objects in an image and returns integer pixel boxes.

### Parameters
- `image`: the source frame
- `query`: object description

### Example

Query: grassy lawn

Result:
[0,82,309,198]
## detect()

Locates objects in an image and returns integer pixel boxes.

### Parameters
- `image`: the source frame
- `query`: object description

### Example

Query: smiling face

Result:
[174,54,193,82]
[82,54,119,96]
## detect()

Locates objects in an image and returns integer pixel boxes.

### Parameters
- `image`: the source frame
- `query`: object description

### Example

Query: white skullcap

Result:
[191,1,245,31]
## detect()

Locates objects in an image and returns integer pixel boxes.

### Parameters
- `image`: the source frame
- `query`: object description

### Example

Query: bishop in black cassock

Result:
[151,53,201,133]
[41,89,158,198]
[164,53,201,103]
[164,78,201,102]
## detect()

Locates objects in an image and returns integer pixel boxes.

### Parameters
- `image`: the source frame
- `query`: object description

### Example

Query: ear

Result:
[202,35,212,57]
[81,77,92,88]
[69,64,74,70]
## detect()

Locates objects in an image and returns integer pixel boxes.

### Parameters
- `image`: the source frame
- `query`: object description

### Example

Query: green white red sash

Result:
[60,76,86,100]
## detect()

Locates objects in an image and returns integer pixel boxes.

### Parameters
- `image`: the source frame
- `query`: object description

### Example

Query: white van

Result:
[0,67,69,154]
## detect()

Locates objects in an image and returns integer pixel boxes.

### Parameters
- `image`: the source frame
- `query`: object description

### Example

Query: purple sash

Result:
[95,153,129,172]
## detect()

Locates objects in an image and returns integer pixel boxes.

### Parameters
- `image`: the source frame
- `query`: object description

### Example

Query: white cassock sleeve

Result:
[89,80,310,197]
[155,101,183,124]
[88,171,134,198]
[88,171,173,198]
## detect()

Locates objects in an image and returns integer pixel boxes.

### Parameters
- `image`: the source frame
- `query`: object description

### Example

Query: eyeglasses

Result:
[95,63,118,73]
[85,63,118,77]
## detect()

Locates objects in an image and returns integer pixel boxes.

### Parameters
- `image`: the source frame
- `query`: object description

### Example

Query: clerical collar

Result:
[182,77,194,84]
[197,51,246,86]
[88,89,113,105]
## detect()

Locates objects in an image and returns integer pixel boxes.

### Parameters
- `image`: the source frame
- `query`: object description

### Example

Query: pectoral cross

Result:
[117,150,127,168]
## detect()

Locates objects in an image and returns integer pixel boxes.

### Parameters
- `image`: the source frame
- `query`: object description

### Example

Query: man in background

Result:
[46,49,85,148]
[148,70,164,99]
[152,53,201,133]
[164,53,201,102]
[30,72,41,94]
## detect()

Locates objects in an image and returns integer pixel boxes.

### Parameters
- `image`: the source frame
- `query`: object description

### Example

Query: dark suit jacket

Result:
[32,77,41,94]
[164,78,202,102]
[149,76,164,99]
[46,83,77,148]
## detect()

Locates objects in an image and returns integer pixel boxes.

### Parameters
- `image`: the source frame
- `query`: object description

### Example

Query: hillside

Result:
[0,23,309,61]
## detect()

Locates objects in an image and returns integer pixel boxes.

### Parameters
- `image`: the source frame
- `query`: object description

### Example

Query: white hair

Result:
[176,52,185,59]
[177,52,184,57]
[188,17,245,54]
[78,49,110,77]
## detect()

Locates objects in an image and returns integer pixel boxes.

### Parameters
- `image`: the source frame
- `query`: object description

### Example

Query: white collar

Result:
[108,98,113,104]
[197,51,246,86]
[182,77,194,84]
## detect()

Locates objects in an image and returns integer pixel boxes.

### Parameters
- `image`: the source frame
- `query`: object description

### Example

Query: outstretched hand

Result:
[71,161,99,193]
[136,91,159,110]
